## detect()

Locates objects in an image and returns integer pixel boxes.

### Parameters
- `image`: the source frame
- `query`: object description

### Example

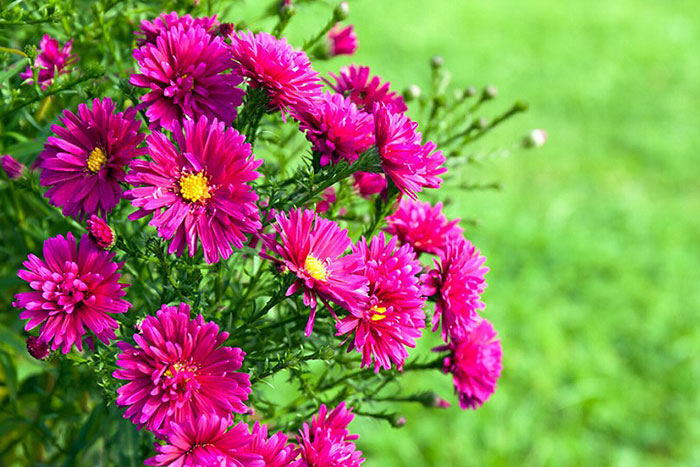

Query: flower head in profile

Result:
[297,402,364,467]
[246,422,302,467]
[145,415,264,467]
[20,35,77,89]
[327,25,358,57]
[39,97,145,220]
[293,92,374,166]
[337,234,426,372]
[1,155,27,180]
[421,238,488,340]
[135,12,219,46]
[325,65,406,113]
[384,198,463,256]
[114,303,251,435]
[353,172,386,198]
[86,215,116,250]
[126,116,262,264]
[131,24,243,131]
[264,208,368,336]
[13,232,130,354]
[229,31,323,114]
[441,319,502,409]
[373,105,446,198]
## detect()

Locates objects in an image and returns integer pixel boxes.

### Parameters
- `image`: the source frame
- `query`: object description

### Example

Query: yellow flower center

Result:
[179,172,211,203]
[305,255,329,282]
[86,147,106,173]
[370,305,388,321]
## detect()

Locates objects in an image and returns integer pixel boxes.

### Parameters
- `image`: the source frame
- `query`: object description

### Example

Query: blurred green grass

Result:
[315,0,700,465]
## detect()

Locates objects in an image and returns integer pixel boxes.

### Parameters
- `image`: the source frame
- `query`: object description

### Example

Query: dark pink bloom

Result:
[315,187,336,214]
[135,12,219,46]
[297,403,364,467]
[1,154,26,179]
[38,97,146,220]
[421,238,488,340]
[293,92,374,166]
[145,415,264,467]
[264,208,368,336]
[13,232,130,354]
[126,116,262,264]
[337,234,426,372]
[246,422,302,467]
[441,319,502,410]
[374,105,446,198]
[86,215,115,249]
[384,198,463,256]
[229,31,323,114]
[114,303,251,435]
[26,336,50,360]
[352,172,386,198]
[327,25,358,57]
[20,35,77,89]
[130,24,243,132]
[325,65,407,113]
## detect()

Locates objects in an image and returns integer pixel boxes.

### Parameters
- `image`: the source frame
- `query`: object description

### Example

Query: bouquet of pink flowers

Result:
[1,1,544,464]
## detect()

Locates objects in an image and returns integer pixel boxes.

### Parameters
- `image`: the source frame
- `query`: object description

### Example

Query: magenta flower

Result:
[246,422,302,467]
[297,403,364,467]
[264,208,368,336]
[325,65,407,113]
[337,234,426,372]
[384,198,463,256]
[315,187,336,215]
[39,97,145,220]
[86,215,115,250]
[421,238,488,340]
[135,11,219,46]
[352,172,386,198]
[293,92,374,166]
[20,35,77,89]
[441,319,502,410]
[126,116,262,264]
[229,31,323,114]
[114,303,251,435]
[1,154,27,180]
[374,105,446,198]
[26,336,50,360]
[145,415,264,467]
[130,24,243,132]
[13,232,130,354]
[327,25,358,57]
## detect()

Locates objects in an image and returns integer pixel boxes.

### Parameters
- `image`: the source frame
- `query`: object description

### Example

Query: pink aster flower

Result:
[325,65,407,113]
[145,415,264,467]
[337,234,426,372]
[135,12,219,46]
[86,215,115,249]
[26,336,50,360]
[384,198,463,256]
[421,238,488,340]
[114,303,251,435]
[13,232,130,354]
[293,92,374,166]
[229,31,323,114]
[352,172,386,198]
[130,24,243,132]
[38,97,146,220]
[441,319,502,409]
[126,116,262,264]
[373,105,446,198]
[264,208,368,336]
[20,35,77,89]
[327,25,358,57]
[246,422,302,467]
[297,402,364,467]
[1,154,27,180]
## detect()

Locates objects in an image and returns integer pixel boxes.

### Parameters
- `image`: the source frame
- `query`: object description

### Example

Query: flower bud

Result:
[334,2,350,21]
[1,155,27,180]
[403,84,421,102]
[430,55,444,69]
[464,86,477,97]
[521,129,547,148]
[483,85,498,100]
[327,24,358,57]
[218,23,235,37]
[86,215,116,250]
[26,336,50,360]
[433,396,451,408]
[475,117,488,129]
[392,416,407,427]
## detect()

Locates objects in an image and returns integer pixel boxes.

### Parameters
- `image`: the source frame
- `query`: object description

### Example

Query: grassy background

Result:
[320,0,700,465]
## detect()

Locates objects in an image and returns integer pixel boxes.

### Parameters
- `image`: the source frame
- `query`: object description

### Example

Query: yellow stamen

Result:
[370,305,388,321]
[87,147,106,173]
[179,172,211,203]
[305,255,329,282]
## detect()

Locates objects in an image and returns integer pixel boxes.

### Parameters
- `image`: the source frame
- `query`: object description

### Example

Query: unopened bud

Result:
[86,215,116,249]
[1,155,27,180]
[521,129,547,148]
[218,23,235,36]
[430,55,444,69]
[464,86,477,97]
[280,0,296,16]
[475,117,488,129]
[403,84,421,101]
[483,85,498,100]
[393,416,407,427]
[318,345,335,361]
[433,396,451,408]
[26,336,50,360]
[334,2,350,21]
